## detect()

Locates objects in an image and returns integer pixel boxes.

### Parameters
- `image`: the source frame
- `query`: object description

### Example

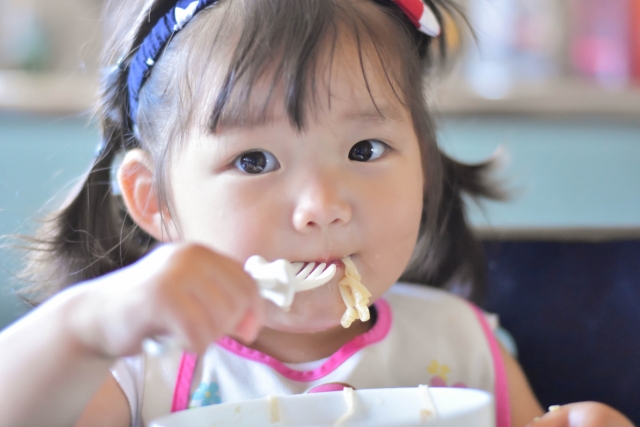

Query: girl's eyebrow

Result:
[213,103,404,133]
[342,103,405,123]
[213,111,281,132]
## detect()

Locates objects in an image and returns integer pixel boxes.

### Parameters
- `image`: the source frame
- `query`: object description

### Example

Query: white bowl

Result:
[149,387,494,427]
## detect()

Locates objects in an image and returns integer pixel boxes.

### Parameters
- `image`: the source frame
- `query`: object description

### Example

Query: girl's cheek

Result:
[175,183,273,257]
[201,219,269,262]
[359,185,421,284]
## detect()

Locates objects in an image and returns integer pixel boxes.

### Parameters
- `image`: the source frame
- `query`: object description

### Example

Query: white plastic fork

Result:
[244,255,337,310]
[143,255,336,356]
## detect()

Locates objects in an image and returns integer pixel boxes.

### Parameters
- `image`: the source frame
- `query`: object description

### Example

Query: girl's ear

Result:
[117,149,178,242]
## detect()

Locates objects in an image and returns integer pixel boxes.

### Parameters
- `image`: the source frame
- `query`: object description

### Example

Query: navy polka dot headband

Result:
[126,0,441,125]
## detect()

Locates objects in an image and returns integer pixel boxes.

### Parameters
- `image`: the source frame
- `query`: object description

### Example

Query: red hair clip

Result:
[393,0,441,37]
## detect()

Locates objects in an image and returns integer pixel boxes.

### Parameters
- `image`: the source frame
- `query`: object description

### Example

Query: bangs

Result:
[181,0,421,133]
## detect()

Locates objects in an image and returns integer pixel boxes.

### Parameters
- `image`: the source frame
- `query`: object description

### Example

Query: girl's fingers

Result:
[163,293,220,354]
[527,403,635,427]
[165,243,264,349]
[190,246,265,341]
[188,269,249,325]
[233,310,261,343]
[527,406,570,427]
[118,243,265,354]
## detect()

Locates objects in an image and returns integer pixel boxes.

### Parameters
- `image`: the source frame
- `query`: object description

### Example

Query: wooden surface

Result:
[1,71,639,119]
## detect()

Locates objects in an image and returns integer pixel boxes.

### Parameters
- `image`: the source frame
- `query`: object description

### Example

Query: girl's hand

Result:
[68,243,265,358]
[528,402,635,427]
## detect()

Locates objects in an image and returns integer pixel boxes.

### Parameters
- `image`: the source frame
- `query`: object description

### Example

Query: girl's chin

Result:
[262,296,346,333]
[259,281,346,333]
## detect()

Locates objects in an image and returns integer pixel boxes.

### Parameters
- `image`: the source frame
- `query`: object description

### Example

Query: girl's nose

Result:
[291,175,352,232]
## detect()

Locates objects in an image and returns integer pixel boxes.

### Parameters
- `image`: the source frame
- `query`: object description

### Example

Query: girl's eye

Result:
[348,139,388,162]
[234,150,280,174]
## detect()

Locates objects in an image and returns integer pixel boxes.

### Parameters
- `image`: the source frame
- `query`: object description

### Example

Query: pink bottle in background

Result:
[465,0,563,99]
[631,0,640,83]
[570,0,631,86]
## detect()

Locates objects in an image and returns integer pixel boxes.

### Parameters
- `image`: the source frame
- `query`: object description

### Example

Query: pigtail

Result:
[401,154,505,303]
[16,0,176,304]
[18,72,150,304]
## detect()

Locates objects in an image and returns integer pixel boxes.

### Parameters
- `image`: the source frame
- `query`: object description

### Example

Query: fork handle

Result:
[255,278,295,310]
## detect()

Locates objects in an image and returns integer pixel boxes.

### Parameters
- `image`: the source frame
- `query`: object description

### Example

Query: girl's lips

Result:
[295,259,344,269]
[293,259,346,279]
[292,259,346,288]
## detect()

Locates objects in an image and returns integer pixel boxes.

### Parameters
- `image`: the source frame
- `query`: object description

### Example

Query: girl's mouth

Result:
[290,259,346,292]
[293,259,346,280]
[293,259,344,274]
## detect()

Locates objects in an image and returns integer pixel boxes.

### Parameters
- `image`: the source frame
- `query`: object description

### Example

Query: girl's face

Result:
[166,44,424,333]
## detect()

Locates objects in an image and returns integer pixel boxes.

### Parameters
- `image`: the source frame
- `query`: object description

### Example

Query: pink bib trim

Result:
[469,304,511,427]
[217,299,392,382]
[171,351,198,412]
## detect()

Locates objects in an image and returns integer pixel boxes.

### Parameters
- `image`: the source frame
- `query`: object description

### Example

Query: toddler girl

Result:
[0,0,634,427]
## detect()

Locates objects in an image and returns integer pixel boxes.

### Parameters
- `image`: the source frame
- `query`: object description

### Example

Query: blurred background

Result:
[0,0,639,422]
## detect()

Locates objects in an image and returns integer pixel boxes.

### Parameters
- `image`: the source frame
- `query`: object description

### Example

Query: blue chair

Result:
[482,239,640,423]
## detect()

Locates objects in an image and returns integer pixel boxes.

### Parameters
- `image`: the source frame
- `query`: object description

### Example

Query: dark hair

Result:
[19,0,502,305]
